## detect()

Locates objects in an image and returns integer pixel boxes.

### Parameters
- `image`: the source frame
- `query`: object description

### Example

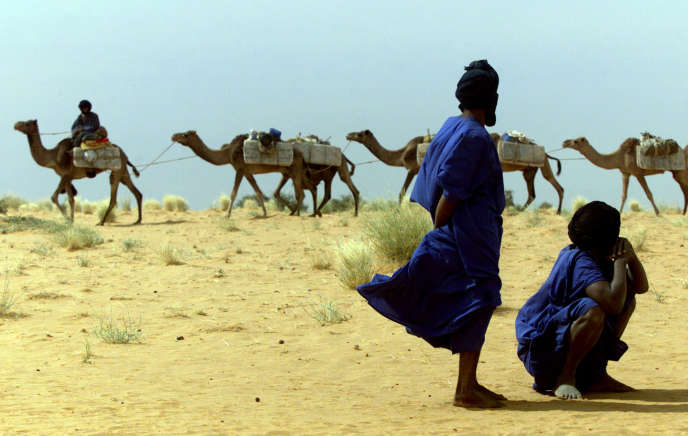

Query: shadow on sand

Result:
[505,389,688,413]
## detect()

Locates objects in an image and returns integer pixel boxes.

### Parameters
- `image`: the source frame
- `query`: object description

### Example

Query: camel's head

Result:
[346,129,375,143]
[489,132,501,146]
[562,137,590,151]
[14,119,38,134]
[171,130,197,146]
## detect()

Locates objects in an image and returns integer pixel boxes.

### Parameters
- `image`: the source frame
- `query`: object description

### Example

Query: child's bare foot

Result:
[454,389,504,408]
[476,383,507,401]
[587,373,635,393]
[554,384,582,399]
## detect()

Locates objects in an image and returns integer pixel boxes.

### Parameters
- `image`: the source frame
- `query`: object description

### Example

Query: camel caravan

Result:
[13,117,688,224]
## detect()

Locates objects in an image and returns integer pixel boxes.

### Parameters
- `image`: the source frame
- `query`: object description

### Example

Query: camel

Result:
[345,130,424,203]
[170,131,306,217]
[563,137,688,215]
[347,129,564,213]
[275,155,360,217]
[14,120,142,225]
[490,133,565,214]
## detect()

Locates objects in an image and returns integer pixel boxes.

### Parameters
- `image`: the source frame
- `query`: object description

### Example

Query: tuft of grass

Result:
[571,196,588,213]
[54,225,104,251]
[219,218,240,232]
[29,291,63,300]
[119,197,132,212]
[94,311,143,344]
[81,201,95,215]
[321,195,356,214]
[0,270,18,318]
[162,195,189,212]
[629,200,643,212]
[96,202,116,223]
[160,244,185,265]
[538,201,553,210]
[525,210,543,227]
[143,199,162,210]
[241,198,258,210]
[36,199,55,211]
[309,300,351,325]
[214,194,230,211]
[0,194,27,211]
[122,239,142,252]
[335,239,374,289]
[680,279,688,290]
[362,202,432,263]
[82,339,94,364]
[31,243,53,258]
[651,288,665,304]
[361,198,397,212]
[629,227,647,251]
[76,255,91,267]
[311,248,333,270]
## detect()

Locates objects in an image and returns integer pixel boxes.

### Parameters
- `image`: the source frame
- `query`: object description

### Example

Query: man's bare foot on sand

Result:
[454,389,504,408]
[476,383,507,401]
[587,373,635,393]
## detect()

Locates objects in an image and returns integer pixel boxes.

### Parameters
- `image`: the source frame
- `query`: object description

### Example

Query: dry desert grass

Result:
[0,204,687,434]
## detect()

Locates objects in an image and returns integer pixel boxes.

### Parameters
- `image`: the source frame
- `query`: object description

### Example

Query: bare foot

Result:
[454,389,504,409]
[554,384,582,400]
[587,373,635,393]
[476,383,507,401]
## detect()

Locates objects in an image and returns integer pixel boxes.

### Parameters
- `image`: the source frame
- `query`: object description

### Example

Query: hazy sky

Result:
[2,1,687,211]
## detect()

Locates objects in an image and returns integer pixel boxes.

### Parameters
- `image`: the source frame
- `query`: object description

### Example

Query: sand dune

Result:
[0,207,687,435]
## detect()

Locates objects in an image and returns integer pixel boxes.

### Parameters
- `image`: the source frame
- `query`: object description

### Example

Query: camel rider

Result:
[72,99,100,147]
[58,100,100,167]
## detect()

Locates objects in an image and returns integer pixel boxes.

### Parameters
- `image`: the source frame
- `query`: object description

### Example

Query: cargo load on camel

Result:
[71,126,122,170]
[636,132,685,171]
[498,131,546,167]
[243,129,341,167]
[416,130,434,165]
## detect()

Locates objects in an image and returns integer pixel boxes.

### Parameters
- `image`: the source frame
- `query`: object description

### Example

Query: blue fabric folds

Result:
[515,246,629,391]
[357,116,505,353]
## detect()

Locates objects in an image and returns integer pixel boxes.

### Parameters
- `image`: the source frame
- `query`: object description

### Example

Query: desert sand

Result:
[0,205,687,435]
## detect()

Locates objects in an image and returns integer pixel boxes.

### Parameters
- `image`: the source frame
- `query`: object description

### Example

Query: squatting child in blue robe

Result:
[357,60,506,409]
[515,201,649,399]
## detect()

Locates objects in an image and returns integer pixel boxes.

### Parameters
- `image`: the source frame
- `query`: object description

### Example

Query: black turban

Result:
[79,99,92,110]
[568,201,620,252]
[455,60,499,126]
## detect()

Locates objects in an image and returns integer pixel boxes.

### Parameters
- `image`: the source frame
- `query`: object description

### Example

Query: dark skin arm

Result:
[434,194,458,228]
[585,237,648,314]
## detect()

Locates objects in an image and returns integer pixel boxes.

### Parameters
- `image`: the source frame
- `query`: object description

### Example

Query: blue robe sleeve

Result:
[551,251,606,305]
[437,133,490,203]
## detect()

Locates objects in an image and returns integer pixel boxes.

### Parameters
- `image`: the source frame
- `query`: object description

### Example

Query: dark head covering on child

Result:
[568,201,620,251]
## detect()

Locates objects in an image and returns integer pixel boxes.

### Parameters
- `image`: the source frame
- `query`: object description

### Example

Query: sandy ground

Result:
[0,205,687,435]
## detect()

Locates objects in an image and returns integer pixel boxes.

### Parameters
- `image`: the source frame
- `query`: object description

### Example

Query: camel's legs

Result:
[671,171,688,215]
[51,178,70,219]
[619,173,630,213]
[273,174,297,215]
[66,182,76,222]
[635,175,660,215]
[309,184,320,217]
[316,176,333,218]
[338,164,360,217]
[120,170,143,224]
[98,173,120,226]
[245,173,268,217]
[399,169,418,204]
[227,172,244,218]
[540,161,565,214]
[521,168,537,210]
[289,162,306,217]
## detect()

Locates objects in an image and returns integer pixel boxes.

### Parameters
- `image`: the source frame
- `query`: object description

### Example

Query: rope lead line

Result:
[39,131,70,136]
[137,142,177,172]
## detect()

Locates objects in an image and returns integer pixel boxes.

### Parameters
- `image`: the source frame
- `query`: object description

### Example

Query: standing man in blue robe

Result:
[357,60,506,408]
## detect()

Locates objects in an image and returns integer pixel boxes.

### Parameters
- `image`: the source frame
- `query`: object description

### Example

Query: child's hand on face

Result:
[612,237,635,261]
